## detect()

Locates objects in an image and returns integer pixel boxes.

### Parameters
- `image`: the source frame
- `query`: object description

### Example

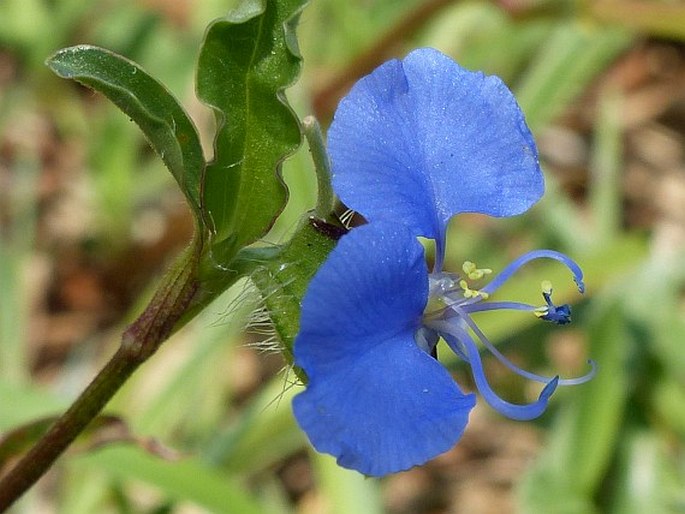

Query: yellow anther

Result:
[534,306,549,318]
[462,260,492,280]
[469,268,492,280]
[459,279,477,298]
[541,280,553,295]
[460,279,489,300]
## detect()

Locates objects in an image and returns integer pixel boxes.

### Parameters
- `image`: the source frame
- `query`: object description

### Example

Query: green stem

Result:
[302,115,336,219]
[0,238,201,511]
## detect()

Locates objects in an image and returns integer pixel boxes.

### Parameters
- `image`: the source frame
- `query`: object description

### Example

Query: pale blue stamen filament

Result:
[449,305,596,386]
[480,249,585,296]
[429,319,559,421]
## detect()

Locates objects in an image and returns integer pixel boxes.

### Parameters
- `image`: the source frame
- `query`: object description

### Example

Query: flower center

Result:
[425,260,492,321]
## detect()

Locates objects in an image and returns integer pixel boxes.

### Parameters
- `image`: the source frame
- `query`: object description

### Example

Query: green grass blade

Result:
[518,301,632,512]
[515,22,631,131]
[609,431,683,514]
[312,452,384,514]
[589,91,623,243]
[0,381,64,431]
[205,374,306,475]
[77,445,268,514]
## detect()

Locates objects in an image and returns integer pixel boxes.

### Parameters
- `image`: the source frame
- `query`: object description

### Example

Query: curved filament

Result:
[430,319,559,420]
[448,305,596,386]
[480,250,585,297]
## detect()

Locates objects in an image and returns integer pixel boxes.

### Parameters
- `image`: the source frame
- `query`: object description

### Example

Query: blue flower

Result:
[292,48,594,476]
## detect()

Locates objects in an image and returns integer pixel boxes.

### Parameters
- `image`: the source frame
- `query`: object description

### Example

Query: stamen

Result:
[534,306,550,318]
[459,280,489,300]
[462,301,538,314]
[540,304,572,325]
[431,320,559,420]
[444,305,596,386]
[462,261,493,280]
[425,273,462,316]
[460,279,477,298]
[480,250,585,297]
[536,280,572,325]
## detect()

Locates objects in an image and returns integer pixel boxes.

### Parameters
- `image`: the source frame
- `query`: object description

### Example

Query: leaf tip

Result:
[45,44,99,77]
[225,0,266,23]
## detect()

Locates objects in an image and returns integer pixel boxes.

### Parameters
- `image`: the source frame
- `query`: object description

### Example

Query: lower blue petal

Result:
[293,334,476,476]
[293,222,475,475]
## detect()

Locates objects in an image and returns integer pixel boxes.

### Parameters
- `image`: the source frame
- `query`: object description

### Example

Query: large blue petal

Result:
[293,222,475,475]
[328,48,544,241]
[293,338,476,476]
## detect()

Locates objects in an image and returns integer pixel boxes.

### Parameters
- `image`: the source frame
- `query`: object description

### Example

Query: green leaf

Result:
[46,45,205,217]
[196,0,306,261]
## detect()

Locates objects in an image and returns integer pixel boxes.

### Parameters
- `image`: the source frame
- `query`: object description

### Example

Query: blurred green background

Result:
[1,0,684,512]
